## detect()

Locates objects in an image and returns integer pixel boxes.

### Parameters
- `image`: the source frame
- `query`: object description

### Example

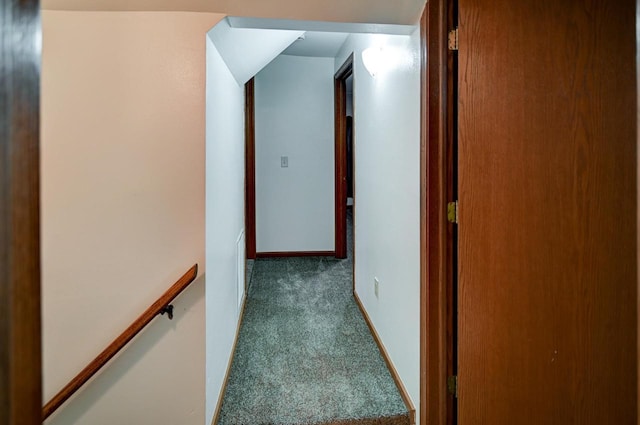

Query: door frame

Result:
[334,54,354,259]
[0,0,43,423]
[420,0,455,424]
[245,72,343,259]
[245,78,257,260]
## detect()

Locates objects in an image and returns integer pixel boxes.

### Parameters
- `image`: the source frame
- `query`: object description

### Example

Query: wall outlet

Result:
[374,277,379,298]
[281,156,288,168]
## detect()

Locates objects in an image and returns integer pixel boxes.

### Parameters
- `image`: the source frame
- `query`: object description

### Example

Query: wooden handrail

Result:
[42,264,199,420]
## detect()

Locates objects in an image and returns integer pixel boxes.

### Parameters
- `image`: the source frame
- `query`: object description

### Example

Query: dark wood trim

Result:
[637,2,639,417]
[444,1,457,423]
[211,291,249,425]
[1,1,42,423]
[335,53,354,82]
[353,293,416,425]
[421,0,451,425]
[43,264,199,419]
[245,78,257,260]
[256,251,335,258]
[320,415,410,425]
[334,54,354,259]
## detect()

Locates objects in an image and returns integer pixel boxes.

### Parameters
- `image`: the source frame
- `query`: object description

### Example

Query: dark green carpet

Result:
[216,227,409,424]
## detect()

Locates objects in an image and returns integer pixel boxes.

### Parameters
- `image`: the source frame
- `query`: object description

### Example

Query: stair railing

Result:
[42,264,199,420]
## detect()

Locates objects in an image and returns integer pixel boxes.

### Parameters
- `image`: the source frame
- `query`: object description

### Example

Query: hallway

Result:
[216,211,409,424]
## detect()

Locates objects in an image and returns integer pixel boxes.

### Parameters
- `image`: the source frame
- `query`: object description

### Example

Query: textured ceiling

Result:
[41,0,427,26]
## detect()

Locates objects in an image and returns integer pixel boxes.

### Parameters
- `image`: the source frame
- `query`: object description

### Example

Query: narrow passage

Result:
[217,212,409,425]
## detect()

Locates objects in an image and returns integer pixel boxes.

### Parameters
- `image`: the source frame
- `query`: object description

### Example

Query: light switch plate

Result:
[281,156,288,168]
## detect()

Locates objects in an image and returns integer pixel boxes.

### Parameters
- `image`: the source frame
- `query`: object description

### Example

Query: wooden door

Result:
[457,1,637,423]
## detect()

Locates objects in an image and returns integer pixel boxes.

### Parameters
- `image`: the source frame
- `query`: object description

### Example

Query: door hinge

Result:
[447,375,458,398]
[448,28,458,51]
[447,201,458,224]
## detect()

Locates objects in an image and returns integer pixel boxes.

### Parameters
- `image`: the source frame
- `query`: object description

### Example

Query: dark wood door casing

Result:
[245,78,256,259]
[421,1,452,424]
[0,0,43,424]
[334,54,353,259]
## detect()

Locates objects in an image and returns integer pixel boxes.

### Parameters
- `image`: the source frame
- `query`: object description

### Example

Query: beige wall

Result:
[41,11,224,424]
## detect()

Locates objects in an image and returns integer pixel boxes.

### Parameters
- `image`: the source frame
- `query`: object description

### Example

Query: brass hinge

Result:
[447,375,458,398]
[448,28,458,51]
[447,201,458,224]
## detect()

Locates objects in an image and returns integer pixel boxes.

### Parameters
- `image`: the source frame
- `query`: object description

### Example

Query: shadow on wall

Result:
[45,274,205,424]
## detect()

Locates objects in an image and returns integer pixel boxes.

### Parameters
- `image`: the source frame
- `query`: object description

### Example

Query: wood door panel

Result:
[458,1,637,423]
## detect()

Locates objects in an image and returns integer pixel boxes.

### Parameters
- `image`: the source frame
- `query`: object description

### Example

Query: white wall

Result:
[254,55,335,253]
[335,30,421,422]
[204,33,246,424]
[41,11,224,425]
[204,24,315,422]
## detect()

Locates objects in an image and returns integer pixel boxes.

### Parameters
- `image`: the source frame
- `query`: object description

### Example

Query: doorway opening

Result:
[345,73,355,268]
[334,54,354,259]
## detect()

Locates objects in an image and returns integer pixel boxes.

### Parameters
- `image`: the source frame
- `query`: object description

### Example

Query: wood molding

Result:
[353,293,416,425]
[211,292,248,425]
[321,415,410,425]
[245,78,256,260]
[0,0,42,423]
[43,265,199,419]
[421,0,451,425]
[256,251,335,258]
[444,0,457,421]
[334,54,354,259]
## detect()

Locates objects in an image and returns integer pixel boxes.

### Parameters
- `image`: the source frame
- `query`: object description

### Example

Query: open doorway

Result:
[229,22,420,422]
[334,54,353,259]
[345,74,355,265]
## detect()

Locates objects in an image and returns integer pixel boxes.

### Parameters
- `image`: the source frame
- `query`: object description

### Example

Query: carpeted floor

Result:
[216,211,409,425]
